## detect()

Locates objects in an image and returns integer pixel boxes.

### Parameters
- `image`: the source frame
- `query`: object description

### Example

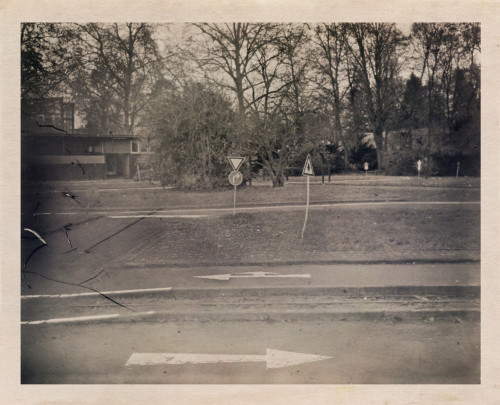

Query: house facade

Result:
[22,98,150,181]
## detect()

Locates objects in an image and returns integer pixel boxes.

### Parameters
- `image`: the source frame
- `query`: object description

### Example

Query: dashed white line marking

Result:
[21,311,157,325]
[22,287,173,299]
[21,314,119,325]
[22,201,480,216]
[108,215,208,219]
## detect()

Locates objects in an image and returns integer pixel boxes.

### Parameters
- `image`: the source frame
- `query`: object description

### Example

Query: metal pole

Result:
[233,185,237,216]
[301,176,310,241]
[456,162,460,178]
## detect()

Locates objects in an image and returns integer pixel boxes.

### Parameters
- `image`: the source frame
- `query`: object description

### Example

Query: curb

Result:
[122,309,481,324]
[120,258,480,269]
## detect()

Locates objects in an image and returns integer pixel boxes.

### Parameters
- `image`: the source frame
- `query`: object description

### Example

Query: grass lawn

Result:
[21,176,481,266]
[121,205,480,266]
[23,175,480,213]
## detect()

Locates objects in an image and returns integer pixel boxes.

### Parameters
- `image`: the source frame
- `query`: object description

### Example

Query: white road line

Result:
[104,201,481,216]
[22,201,480,216]
[21,287,172,299]
[31,212,78,215]
[21,314,119,325]
[108,215,208,219]
[21,311,157,326]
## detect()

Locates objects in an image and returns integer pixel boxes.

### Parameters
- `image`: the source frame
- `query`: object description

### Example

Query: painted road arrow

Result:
[126,348,330,369]
[194,271,311,281]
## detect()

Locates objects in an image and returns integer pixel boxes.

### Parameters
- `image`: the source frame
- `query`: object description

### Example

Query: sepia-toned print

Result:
[21,22,480,384]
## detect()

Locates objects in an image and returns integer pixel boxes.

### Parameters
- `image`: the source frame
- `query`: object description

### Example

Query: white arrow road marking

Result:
[194,271,311,281]
[126,348,330,369]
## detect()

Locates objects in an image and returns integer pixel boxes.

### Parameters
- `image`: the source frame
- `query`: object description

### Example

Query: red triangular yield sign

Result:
[229,156,245,171]
[302,155,314,176]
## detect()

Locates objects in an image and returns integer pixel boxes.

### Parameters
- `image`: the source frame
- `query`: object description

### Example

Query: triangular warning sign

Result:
[302,155,314,176]
[229,156,245,171]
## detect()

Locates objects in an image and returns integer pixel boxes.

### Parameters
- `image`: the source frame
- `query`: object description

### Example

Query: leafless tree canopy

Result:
[22,22,480,187]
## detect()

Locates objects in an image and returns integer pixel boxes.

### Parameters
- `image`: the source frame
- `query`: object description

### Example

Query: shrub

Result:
[386,149,438,176]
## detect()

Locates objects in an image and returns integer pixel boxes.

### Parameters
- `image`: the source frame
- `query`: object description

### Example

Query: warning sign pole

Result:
[301,154,314,241]
[301,175,310,241]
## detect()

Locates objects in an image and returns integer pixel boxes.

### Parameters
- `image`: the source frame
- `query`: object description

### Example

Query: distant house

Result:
[21,98,151,181]
[362,128,429,151]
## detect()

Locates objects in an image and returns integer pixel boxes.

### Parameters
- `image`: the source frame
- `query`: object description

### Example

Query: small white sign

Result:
[228,156,245,171]
[364,162,369,171]
[302,155,314,176]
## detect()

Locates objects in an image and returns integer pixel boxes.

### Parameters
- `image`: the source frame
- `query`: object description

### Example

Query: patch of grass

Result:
[25,176,480,213]
[126,206,480,265]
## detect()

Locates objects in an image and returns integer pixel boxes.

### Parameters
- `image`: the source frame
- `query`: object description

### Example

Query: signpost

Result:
[417,159,422,178]
[456,161,460,178]
[301,154,314,240]
[228,156,245,215]
[364,161,369,176]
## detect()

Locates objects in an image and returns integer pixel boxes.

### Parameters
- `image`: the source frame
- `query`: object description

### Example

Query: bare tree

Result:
[192,23,274,116]
[411,23,480,155]
[345,23,408,170]
[191,23,311,186]
[21,23,78,101]
[310,23,353,166]
[73,23,160,135]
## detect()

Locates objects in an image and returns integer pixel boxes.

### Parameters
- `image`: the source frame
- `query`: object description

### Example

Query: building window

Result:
[131,140,140,153]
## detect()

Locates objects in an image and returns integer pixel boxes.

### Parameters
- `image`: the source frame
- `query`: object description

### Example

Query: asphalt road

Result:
[19,178,481,385]
[21,318,480,384]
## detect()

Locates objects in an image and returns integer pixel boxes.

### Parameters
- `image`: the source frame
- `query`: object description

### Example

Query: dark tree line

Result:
[21,22,480,188]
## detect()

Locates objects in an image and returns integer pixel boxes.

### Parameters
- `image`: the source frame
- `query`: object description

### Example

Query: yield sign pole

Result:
[233,185,236,215]
[228,169,243,215]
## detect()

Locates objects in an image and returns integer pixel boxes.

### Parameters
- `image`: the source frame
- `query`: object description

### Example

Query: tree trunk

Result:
[373,127,385,170]
[247,156,252,186]
[320,153,325,184]
[271,171,285,187]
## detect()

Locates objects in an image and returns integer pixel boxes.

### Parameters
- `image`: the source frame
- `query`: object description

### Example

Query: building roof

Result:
[21,130,138,140]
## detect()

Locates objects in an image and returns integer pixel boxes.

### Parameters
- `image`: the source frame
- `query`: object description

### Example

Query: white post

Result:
[301,176,310,241]
[456,161,460,178]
